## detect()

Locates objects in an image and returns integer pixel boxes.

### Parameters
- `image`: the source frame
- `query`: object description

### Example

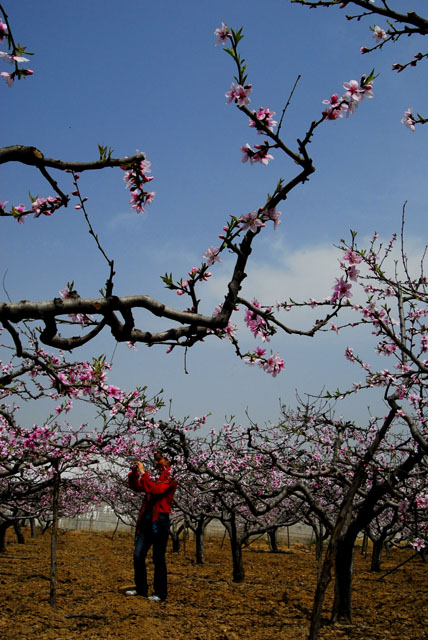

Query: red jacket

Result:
[128,467,177,532]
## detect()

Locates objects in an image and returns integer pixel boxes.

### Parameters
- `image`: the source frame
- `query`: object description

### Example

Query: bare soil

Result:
[0,528,427,640]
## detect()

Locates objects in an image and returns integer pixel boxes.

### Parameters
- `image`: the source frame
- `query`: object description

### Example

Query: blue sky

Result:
[2,0,427,429]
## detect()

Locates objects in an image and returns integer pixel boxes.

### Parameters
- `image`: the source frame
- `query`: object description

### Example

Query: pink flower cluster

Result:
[240,210,265,233]
[331,248,362,304]
[225,82,252,107]
[331,277,352,304]
[322,78,374,120]
[240,141,274,166]
[175,266,212,296]
[0,21,34,87]
[0,195,64,223]
[122,155,155,214]
[239,208,281,233]
[32,195,63,218]
[245,349,285,377]
[59,284,93,327]
[245,299,272,342]
[249,107,277,133]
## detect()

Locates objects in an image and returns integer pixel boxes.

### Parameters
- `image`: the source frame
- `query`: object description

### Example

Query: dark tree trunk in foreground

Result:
[29,518,37,538]
[49,460,60,608]
[331,531,357,624]
[371,538,384,572]
[268,528,279,553]
[195,518,206,564]
[170,523,184,553]
[308,406,397,640]
[0,521,13,552]
[229,514,245,583]
[13,521,25,544]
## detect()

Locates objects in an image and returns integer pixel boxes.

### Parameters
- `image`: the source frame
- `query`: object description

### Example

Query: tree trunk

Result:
[49,460,60,608]
[307,405,397,640]
[268,528,279,553]
[171,532,180,552]
[229,514,245,583]
[0,521,12,552]
[195,518,206,564]
[315,526,324,579]
[371,538,384,572]
[170,524,184,553]
[13,521,25,544]
[29,518,37,538]
[361,530,368,556]
[331,532,357,624]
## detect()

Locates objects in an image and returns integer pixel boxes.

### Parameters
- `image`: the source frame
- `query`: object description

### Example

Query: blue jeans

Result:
[133,513,170,600]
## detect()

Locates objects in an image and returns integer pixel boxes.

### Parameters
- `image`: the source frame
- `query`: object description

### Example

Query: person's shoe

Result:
[148,595,162,602]
[125,589,147,597]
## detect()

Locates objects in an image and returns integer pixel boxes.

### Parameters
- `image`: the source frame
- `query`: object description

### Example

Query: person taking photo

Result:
[126,450,177,602]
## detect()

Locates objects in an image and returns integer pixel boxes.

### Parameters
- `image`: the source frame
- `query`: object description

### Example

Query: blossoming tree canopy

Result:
[1,5,383,383]
[1,1,428,429]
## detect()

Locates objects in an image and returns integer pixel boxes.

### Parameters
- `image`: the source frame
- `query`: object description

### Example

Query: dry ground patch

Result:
[0,529,426,640]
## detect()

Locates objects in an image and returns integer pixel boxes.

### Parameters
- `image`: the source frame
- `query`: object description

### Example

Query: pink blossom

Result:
[345,347,355,362]
[249,107,277,133]
[0,51,13,64]
[359,82,374,102]
[214,22,229,46]
[224,321,237,339]
[203,246,221,266]
[240,210,265,233]
[2,53,29,64]
[331,277,352,304]
[262,207,281,230]
[225,82,252,106]
[410,538,426,551]
[372,25,387,43]
[322,93,341,108]
[240,143,253,163]
[252,144,274,166]
[0,71,13,87]
[343,249,362,264]
[262,354,285,377]
[105,385,122,400]
[401,108,416,131]
[59,288,70,299]
[347,265,360,282]
[0,20,7,42]
[343,80,362,103]
[322,96,343,120]
[31,195,63,217]
[245,300,271,342]
[122,155,155,213]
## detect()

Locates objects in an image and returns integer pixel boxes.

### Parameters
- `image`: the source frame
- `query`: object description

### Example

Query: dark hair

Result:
[155,448,175,463]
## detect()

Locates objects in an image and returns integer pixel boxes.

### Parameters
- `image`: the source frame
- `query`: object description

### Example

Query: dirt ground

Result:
[0,528,427,640]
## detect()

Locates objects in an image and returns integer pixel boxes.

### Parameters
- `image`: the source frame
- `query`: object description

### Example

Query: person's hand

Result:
[131,461,145,473]
[136,461,145,474]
